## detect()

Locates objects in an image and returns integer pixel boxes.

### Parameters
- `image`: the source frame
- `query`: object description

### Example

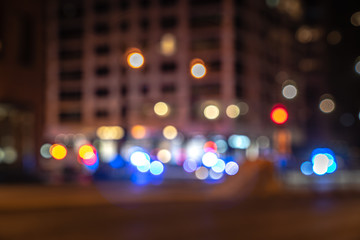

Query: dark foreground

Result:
[0,183,360,240]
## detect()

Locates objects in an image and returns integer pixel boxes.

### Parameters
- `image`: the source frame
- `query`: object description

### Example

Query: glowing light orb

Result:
[183,160,198,173]
[162,125,178,140]
[202,152,218,167]
[137,160,150,173]
[271,106,288,124]
[131,125,147,139]
[130,151,150,167]
[204,105,220,120]
[319,98,335,113]
[160,33,176,56]
[226,104,240,118]
[327,31,342,45]
[225,162,239,175]
[50,144,67,160]
[312,154,329,175]
[300,161,313,175]
[150,161,164,175]
[211,159,226,173]
[127,52,144,68]
[355,61,360,75]
[228,135,250,149]
[282,85,297,99]
[154,102,170,117]
[351,11,360,27]
[204,141,217,152]
[191,63,206,79]
[40,143,52,159]
[157,149,172,163]
[215,139,228,153]
[96,126,124,140]
[195,167,209,180]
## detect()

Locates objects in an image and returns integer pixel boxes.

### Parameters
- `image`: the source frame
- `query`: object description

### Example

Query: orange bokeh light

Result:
[131,125,147,139]
[271,106,288,124]
[50,144,67,160]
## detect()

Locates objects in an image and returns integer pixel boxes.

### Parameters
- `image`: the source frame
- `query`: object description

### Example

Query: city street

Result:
[0,182,360,240]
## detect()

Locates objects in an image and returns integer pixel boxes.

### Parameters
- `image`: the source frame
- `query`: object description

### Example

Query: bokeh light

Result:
[271,106,288,124]
[50,144,67,160]
[98,141,117,163]
[282,84,297,99]
[355,61,360,75]
[157,149,172,163]
[225,162,239,175]
[154,102,170,117]
[238,102,249,115]
[228,135,251,149]
[312,154,329,175]
[160,33,176,56]
[78,144,97,166]
[351,11,360,27]
[190,59,206,79]
[202,152,218,167]
[211,159,226,173]
[300,161,313,175]
[203,141,217,152]
[203,105,220,120]
[2,147,17,164]
[183,159,198,173]
[131,125,147,139]
[163,125,178,140]
[256,136,270,149]
[40,143,52,159]
[130,151,150,167]
[96,126,124,140]
[215,139,228,153]
[195,167,209,180]
[150,161,164,175]
[127,52,144,68]
[340,113,355,127]
[266,0,279,8]
[319,98,335,113]
[327,31,342,45]
[226,104,240,118]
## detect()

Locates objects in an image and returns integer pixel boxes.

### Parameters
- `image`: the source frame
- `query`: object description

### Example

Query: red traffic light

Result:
[271,105,288,125]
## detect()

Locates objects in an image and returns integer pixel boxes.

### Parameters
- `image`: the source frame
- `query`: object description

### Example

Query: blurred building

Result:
[0,0,45,179]
[45,0,307,154]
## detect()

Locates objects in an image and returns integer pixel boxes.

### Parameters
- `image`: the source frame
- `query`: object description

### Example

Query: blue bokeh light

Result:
[300,161,313,175]
[150,161,164,175]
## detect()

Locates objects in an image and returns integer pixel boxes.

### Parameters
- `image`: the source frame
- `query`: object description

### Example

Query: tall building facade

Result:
[45,0,306,150]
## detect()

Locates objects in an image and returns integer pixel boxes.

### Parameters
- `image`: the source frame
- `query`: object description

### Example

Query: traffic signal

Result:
[271,105,288,124]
